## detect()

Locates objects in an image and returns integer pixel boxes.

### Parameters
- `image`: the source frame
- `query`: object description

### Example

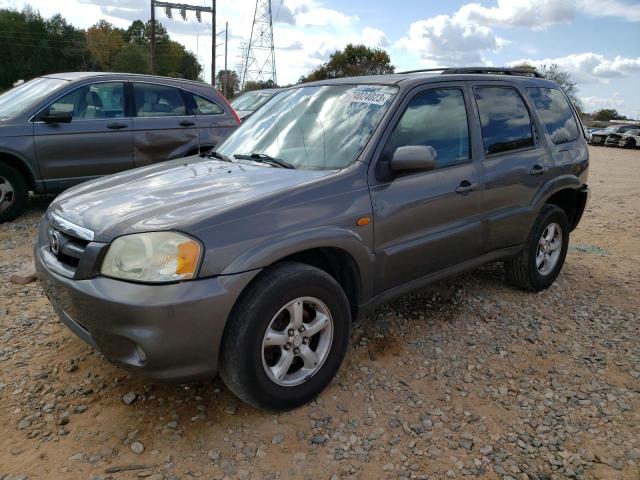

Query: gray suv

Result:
[36,68,589,410]
[0,72,240,222]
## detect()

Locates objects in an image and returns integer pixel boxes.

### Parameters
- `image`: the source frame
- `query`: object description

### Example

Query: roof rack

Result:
[398,67,541,78]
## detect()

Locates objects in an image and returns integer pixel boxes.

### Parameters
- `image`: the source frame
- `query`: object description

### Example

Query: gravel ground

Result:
[1,146,639,480]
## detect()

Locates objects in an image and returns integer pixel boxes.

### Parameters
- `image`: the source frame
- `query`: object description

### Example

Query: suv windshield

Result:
[0,77,68,120]
[218,84,397,170]
[231,91,276,112]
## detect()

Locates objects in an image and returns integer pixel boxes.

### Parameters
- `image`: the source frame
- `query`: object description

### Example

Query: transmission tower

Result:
[242,0,277,88]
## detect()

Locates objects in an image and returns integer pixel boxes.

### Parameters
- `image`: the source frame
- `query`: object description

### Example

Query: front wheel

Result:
[219,262,351,410]
[505,205,569,292]
[0,164,28,223]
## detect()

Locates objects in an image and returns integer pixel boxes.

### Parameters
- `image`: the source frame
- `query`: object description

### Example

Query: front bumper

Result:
[35,244,259,381]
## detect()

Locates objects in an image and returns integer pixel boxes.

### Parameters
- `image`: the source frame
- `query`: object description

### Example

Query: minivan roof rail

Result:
[398,67,541,78]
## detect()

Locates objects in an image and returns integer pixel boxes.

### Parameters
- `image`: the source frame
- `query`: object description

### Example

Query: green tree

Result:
[0,8,90,89]
[299,43,394,83]
[216,70,239,95]
[112,44,150,74]
[592,108,627,121]
[242,79,278,93]
[87,20,124,70]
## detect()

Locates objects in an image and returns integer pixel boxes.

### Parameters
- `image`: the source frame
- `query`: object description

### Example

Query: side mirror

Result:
[40,111,72,124]
[390,145,437,173]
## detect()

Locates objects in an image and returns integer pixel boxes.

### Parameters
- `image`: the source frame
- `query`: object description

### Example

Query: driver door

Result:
[369,84,485,294]
[34,81,133,192]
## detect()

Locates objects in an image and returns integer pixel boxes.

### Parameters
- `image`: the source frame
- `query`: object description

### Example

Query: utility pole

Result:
[224,21,228,97]
[150,0,156,74]
[211,0,216,86]
[149,1,215,83]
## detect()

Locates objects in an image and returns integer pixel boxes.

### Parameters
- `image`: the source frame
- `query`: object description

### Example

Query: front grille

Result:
[43,213,107,280]
[53,230,90,270]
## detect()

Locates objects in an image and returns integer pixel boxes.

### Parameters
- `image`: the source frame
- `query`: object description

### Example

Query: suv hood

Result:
[50,156,332,241]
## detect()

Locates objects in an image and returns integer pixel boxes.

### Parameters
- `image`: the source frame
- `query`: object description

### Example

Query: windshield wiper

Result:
[200,150,234,163]
[233,153,296,169]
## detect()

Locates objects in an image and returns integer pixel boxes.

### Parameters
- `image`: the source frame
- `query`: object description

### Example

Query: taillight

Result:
[218,91,241,125]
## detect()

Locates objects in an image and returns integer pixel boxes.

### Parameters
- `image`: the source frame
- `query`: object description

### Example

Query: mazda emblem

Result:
[50,230,60,256]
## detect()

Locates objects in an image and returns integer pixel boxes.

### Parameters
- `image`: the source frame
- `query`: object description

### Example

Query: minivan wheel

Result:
[0,164,28,223]
[504,204,569,292]
[219,262,351,410]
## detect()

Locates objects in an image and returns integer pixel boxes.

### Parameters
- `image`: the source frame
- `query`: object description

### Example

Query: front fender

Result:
[220,226,375,301]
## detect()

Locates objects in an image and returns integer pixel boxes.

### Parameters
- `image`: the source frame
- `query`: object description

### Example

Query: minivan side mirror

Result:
[40,110,72,124]
[390,145,437,173]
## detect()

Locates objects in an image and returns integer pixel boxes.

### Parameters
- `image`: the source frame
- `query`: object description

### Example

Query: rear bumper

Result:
[35,244,259,382]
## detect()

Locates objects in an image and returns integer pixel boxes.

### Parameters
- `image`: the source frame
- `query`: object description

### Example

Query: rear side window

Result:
[133,83,187,117]
[474,86,534,155]
[527,87,578,144]
[386,88,470,169]
[193,94,224,115]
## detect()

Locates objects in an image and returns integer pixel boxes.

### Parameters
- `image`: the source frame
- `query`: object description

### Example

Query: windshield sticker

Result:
[346,88,393,106]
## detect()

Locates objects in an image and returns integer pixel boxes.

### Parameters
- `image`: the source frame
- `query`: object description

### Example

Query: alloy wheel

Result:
[261,296,334,387]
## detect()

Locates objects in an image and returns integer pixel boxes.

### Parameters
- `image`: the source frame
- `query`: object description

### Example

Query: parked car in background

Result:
[605,126,640,147]
[0,72,240,222]
[37,67,589,410]
[619,129,640,148]
[231,88,284,120]
[589,124,637,146]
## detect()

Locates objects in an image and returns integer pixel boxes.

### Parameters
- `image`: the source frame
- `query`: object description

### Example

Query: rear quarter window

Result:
[527,87,579,144]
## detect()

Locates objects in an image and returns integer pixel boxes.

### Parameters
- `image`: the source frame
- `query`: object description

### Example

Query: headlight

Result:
[101,232,202,283]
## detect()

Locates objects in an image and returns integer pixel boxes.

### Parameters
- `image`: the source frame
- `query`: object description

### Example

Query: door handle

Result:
[455,180,477,194]
[107,122,127,130]
[179,120,195,127]
[530,165,549,175]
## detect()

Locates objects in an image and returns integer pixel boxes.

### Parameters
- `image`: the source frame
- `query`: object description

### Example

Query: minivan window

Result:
[0,77,67,120]
[527,87,578,144]
[385,88,470,169]
[46,82,125,119]
[217,85,398,170]
[474,86,534,155]
[133,83,187,117]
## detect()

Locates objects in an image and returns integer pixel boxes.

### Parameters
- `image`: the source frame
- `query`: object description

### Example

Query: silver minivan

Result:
[0,72,240,222]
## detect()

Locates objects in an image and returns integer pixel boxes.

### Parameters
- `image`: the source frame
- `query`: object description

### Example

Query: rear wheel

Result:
[219,262,351,410]
[0,164,28,223]
[505,205,569,291]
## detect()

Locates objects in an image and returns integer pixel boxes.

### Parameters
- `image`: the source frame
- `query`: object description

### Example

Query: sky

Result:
[1,0,639,118]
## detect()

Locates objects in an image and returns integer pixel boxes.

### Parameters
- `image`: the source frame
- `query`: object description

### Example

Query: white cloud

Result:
[582,96,624,111]
[508,53,640,83]
[457,0,577,29]
[577,0,640,22]
[395,14,507,66]
[275,0,357,27]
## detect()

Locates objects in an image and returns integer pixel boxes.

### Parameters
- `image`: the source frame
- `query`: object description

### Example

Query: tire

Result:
[505,204,569,292]
[219,261,351,410]
[0,163,28,223]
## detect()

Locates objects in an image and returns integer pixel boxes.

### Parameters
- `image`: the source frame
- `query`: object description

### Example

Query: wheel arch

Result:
[533,175,588,231]
[0,150,37,191]
[220,227,375,319]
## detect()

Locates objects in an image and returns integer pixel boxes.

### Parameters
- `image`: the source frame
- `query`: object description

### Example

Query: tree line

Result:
[0,7,201,90]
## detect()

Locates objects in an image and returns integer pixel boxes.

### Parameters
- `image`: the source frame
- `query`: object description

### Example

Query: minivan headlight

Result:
[101,232,202,283]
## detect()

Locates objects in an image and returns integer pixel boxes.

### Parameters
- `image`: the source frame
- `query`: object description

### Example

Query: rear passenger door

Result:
[131,82,198,167]
[471,82,551,251]
[370,84,484,293]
